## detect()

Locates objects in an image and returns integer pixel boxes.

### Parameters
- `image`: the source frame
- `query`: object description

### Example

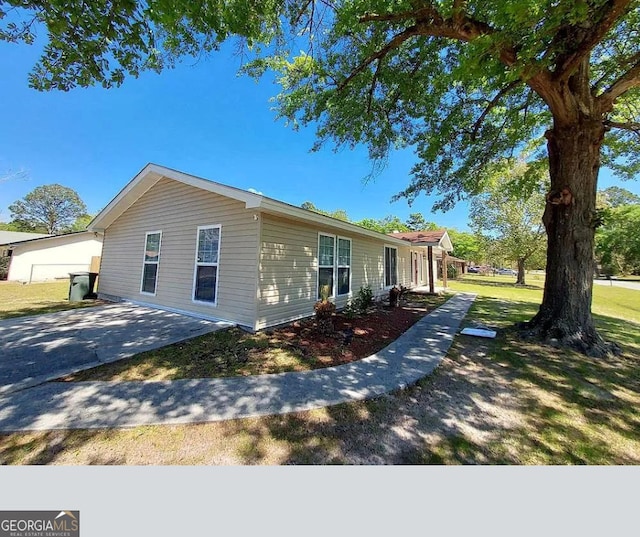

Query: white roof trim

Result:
[1,230,102,247]
[88,163,412,247]
[89,163,264,231]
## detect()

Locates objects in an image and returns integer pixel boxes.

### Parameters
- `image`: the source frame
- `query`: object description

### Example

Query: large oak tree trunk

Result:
[524,118,616,357]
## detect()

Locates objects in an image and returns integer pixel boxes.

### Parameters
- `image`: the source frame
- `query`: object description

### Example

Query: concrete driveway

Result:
[0,303,232,396]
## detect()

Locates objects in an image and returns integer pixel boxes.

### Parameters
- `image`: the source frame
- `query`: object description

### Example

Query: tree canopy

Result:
[596,203,640,275]
[469,160,547,284]
[300,201,443,234]
[3,1,637,201]
[8,184,88,234]
[447,229,483,263]
[599,186,640,208]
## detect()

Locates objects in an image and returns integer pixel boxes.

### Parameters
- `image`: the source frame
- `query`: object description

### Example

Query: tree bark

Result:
[523,117,618,357]
[516,258,526,285]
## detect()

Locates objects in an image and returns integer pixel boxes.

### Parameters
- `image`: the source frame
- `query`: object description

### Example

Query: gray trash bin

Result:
[68,272,99,301]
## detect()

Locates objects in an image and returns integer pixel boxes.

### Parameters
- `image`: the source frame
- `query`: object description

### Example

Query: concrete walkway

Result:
[0,293,476,432]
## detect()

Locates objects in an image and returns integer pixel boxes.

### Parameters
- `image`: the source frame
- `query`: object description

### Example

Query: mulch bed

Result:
[262,294,446,368]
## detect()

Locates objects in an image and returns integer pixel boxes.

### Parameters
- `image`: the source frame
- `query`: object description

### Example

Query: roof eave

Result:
[89,163,264,232]
[256,199,411,246]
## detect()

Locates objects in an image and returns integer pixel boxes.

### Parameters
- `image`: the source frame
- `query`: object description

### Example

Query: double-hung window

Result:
[337,238,352,296]
[384,246,398,287]
[193,225,221,305]
[318,234,335,300]
[141,231,162,295]
[318,234,352,299]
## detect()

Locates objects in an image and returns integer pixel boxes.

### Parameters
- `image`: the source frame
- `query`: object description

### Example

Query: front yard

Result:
[0,277,638,465]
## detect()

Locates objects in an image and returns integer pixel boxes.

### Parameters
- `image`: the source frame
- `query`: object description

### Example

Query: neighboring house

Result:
[89,163,453,331]
[2,231,104,283]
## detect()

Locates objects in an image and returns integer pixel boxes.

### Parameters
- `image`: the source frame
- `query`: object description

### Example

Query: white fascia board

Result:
[89,163,264,231]
[440,231,454,252]
[89,164,163,231]
[407,233,454,252]
[150,164,263,207]
[256,198,410,247]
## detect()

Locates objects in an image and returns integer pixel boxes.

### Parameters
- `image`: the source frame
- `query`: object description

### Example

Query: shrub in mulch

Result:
[271,295,443,366]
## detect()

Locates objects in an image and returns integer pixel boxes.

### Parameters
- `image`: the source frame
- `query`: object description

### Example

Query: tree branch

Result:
[359,6,440,25]
[337,26,421,91]
[599,59,640,108]
[353,4,561,108]
[554,0,633,82]
[366,58,383,114]
[470,80,522,140]
[604,120,640,133]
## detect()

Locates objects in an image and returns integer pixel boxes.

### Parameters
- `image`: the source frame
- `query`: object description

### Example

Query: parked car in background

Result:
[468,266,480,273]
[496,268,517,276]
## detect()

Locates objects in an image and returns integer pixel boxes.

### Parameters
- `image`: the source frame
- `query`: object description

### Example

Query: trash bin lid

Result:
[69,272,90,276]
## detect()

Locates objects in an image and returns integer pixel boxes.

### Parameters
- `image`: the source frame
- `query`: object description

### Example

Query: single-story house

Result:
[2,231,104,283]
[89,163,453,331]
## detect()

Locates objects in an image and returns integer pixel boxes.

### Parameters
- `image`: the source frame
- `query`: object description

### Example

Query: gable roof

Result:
[388,230,454,252]
[0,231,50,246]
[89,163,413,246]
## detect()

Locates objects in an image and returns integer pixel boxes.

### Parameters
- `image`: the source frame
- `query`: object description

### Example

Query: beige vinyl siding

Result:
[256,214,411,330]
[98,177,258,327]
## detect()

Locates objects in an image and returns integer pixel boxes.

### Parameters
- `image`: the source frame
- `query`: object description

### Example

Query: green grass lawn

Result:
[450,273,640,324]
[438,274,640,464]
[0,281,102,320]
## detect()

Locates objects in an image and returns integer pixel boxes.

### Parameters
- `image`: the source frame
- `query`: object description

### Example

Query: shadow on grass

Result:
[243,297,640,465]
[0,429,124,465]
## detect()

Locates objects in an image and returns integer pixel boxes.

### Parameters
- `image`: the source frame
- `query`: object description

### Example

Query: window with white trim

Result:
[317,234,352,299]
[384,246,398,287]
[337,237,352,296]
[318,233,335,299]
[193,225,221,304]
[141,231,162,295]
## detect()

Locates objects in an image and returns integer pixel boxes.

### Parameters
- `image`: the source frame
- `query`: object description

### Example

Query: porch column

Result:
[442,250,448,288]
[428,246,435,294]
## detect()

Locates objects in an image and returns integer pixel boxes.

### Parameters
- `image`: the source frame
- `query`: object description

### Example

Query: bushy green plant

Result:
[343,286,375,318]
[356,285,374,310]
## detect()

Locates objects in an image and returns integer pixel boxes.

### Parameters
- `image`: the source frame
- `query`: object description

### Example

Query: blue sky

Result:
[1,40,638,232]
